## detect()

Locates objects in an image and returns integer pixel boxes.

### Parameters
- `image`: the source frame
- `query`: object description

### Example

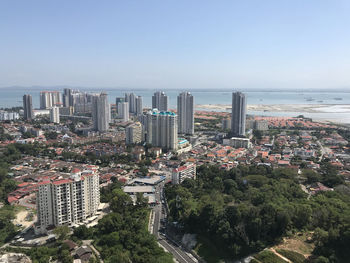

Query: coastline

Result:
[195,103,350,114]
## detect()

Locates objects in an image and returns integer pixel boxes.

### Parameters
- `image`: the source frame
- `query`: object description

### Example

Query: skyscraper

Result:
[177,92,194,135]
[146,109,178,150]
[152,91,169,111]
[231,92,246,136]
[135,96,143,116]
[92,93,110,132]
[118,102,129,122]
[63,88,73,107]
[40,91,61,109]
[49,106,60,123]
[23,94,33,120]
[125,93,137,113]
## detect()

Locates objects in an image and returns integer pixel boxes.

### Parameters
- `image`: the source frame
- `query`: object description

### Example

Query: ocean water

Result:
[1,88,349,123]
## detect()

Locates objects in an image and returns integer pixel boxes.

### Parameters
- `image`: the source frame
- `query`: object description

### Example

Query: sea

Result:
[1,87,350,124]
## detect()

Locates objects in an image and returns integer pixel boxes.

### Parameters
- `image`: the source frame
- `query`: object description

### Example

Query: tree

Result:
[53,225,70,241]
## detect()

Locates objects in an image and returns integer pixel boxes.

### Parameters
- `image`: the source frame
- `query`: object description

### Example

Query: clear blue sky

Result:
[1,0,350,90]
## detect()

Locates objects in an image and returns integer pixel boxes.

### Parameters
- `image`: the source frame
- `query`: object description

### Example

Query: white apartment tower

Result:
[231,92,246,136]
[92,93,110,132]
[177,92,194,135]
[152,91,169,111]
[135,96,143,116]
[40,91,61,109]
[126,122,143,144]
[36,171,100,234]
[50,106,60,123]
[146,109,178,150]
[118,102,129,122]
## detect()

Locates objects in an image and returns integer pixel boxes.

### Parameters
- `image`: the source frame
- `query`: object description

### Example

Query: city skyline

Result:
[1,1,350,90]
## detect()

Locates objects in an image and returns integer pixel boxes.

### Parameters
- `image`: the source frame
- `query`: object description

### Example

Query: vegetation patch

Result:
[254,250,287,263]
[276,249,306,263]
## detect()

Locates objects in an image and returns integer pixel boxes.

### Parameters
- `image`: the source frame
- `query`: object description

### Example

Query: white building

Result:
[40,91,61,109]
[223,137,251,148]
[126,122,143,144]
[172,163,196,185]
[0,111,19,121]
[146,109,178,150]
[152,91,169,111]
[92,93,110,132]
[118,102,129,122]
[49,106,60,123]
[177,92,194,135]
[35,171,100,234]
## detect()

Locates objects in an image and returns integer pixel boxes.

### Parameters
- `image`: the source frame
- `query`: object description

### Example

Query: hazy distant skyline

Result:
[1,0,350,90]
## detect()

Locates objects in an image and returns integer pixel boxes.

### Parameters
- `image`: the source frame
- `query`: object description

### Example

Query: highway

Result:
[152,181,198,263]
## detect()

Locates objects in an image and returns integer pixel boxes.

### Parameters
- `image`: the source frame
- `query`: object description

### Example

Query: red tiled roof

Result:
[53,179,72,185]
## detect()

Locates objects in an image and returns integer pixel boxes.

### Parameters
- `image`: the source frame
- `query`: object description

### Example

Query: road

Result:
[151,181,198,263]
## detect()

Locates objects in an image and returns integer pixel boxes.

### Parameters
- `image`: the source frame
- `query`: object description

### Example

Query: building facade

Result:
[177,92,194,135]
[223,137,250,148]
[23,94,34,120]
[125,93,136,114]
[126,122,143,144]
[35,171,100,234]
[146,109,178,150]
[172,163,196,184]
[50,106,60,123]
[231,92,246,136]
[40,91,61,109]
[152,91,169,111]
[135,96,143,116]
[92,93,110,132]
[118,102,129,122]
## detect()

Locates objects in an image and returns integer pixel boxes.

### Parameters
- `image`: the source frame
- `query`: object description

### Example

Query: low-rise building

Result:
[223,137,250,148]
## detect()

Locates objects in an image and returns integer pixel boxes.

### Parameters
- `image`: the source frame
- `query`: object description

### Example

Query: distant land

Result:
[1,85,350,92]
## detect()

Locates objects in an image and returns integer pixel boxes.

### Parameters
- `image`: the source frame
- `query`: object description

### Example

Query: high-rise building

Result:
[135,96,143,116]
[152,91,169,111]
[72,91,93,114]
[146,109,178,150]
[23,94,33,120]
[177,92,194,135]
[49,106,60,123]
[92,93,110,132]
[126,122,143,144]
[63,88,73,107]
[40,91,61,109]
[35,170,100,234]
[118,102,129,122]
[125,93,137,113]
[231,92,246,136]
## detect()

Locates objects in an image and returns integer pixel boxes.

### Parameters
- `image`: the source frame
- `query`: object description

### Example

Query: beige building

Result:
[35,170,100,234]
[126,122,143,144]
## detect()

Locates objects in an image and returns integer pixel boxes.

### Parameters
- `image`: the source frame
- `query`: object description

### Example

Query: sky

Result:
[1,0,350,90]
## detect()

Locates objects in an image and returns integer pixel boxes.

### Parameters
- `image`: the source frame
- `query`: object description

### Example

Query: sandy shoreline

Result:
[196,104,350,113]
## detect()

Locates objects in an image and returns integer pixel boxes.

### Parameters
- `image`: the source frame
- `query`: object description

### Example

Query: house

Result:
[74,246,92,262]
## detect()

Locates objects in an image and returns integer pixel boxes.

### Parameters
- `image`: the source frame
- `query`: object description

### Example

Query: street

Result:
[151,181,198,263]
